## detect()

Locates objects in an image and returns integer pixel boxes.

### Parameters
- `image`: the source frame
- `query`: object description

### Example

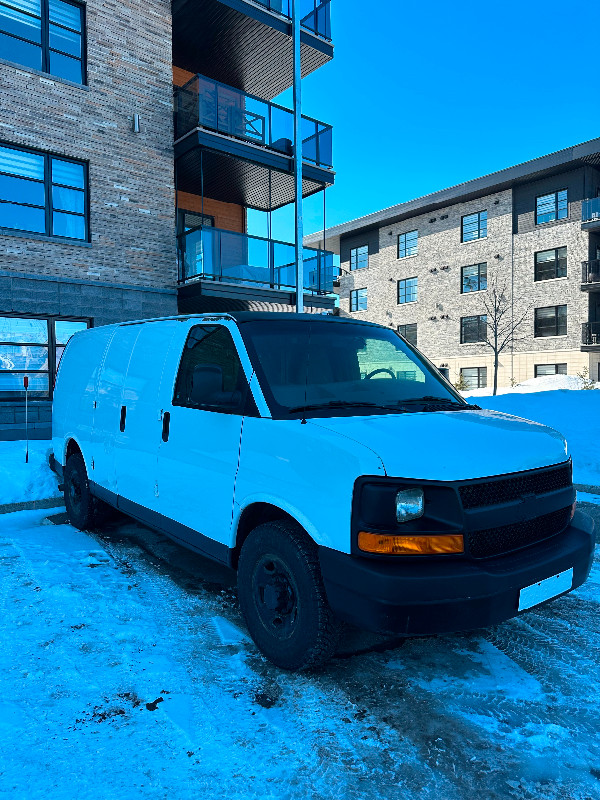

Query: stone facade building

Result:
[305,139,600,390]
[0,0,335,438]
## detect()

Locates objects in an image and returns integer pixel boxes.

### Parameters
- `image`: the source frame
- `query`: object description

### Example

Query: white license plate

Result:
[518,568,574,611]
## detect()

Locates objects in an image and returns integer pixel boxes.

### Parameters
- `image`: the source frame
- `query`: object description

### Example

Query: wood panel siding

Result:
[177,191,246,233]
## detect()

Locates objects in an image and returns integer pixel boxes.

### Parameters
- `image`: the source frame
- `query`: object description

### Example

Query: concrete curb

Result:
[0,497,64,515]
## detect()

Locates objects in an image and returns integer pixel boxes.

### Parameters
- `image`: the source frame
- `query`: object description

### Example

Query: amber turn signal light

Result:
[358,531,464,555]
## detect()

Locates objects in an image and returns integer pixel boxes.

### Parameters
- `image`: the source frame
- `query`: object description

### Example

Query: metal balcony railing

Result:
[582,260,600,284]
[253,0,332,40]
[582,322,600,346]
[175,75,333,170]
[179,226,336,294]
[582,197,600,223]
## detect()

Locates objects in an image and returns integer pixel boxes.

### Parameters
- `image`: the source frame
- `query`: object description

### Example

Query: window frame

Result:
[398,277,418,304]
[461,210,487,243]
[0,140,89,242]
[397,323,417,347]
[350,287,367,312]
[535,189,568,226]
[461,262,487,293]
[0,0,87,85]
[349,244,368,271]
[534,246,567,282]
[460,366,487,389]
[0,311,90,401]
[460,314,487,344]
[172,324,253,416]
[534,363,567,378]
[397,229,418,259]
[534,305,567,338]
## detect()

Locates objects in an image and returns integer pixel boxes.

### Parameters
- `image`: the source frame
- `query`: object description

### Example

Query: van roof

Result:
[111,312,386,329]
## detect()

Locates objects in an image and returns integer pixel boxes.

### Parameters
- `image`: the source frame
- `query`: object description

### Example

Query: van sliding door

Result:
[114,320,179,511]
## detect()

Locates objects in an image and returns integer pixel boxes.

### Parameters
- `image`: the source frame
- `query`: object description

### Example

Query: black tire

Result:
[63,453,109,531]
[237,520,341,671]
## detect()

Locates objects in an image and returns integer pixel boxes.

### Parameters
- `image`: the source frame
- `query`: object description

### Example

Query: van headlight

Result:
[396,488,424,522]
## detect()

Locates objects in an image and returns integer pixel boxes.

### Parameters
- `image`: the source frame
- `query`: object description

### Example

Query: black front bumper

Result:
[319,510,595,635]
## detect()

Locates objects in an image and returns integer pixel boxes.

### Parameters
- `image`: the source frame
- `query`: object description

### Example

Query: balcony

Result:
[175,75,334,211]
[582,198,600,231]
[179,224,335,291]
[582,322,600,348]
[582,260,600,289]
[172,0,333,100]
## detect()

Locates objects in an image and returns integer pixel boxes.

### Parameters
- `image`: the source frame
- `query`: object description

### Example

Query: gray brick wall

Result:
[0,0,177,288]
[337,172,600,387]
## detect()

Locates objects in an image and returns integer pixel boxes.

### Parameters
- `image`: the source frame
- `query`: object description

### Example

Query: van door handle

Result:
[162,411,170,443]
[120,405,126,432]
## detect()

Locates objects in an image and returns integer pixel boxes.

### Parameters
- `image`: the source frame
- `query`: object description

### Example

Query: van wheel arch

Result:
[65,438,83,466]
[233,503,304,569]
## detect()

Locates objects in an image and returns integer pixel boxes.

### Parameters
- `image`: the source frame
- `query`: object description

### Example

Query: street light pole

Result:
[292,0,304,313]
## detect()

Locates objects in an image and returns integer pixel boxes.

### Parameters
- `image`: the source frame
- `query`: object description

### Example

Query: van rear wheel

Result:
[64,453,108,531]
[237,521,341,671]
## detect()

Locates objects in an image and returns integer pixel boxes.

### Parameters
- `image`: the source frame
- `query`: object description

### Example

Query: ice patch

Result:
[211,616,250,645]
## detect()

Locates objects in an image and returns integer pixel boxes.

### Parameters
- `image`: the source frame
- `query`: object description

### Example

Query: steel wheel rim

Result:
[252,554,299,640]
[68,470,82,512]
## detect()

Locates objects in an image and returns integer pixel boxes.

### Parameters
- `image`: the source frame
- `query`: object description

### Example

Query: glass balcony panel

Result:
[582,197,600,223]
[175,75,332,167]
[180,226,334,293]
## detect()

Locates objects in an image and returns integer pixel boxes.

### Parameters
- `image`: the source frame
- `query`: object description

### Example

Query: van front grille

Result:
[468,506,572,559]
[459,464,572,510]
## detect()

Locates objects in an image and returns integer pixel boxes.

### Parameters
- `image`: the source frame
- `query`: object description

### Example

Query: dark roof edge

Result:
[304,135,600,251]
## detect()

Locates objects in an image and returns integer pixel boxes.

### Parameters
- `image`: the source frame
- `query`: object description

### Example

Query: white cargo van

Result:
[51,313,594,669]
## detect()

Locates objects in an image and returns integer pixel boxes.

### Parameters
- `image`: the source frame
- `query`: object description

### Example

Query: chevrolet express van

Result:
[51,313,594,670]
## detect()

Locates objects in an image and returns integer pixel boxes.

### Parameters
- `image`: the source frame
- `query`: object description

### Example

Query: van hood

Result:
[308,409,568,481]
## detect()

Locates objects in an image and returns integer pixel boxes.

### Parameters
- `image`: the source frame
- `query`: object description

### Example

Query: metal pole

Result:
[292,0,303,313]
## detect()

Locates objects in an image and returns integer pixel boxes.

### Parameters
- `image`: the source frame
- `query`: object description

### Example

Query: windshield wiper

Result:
[287,401,408,414]
[398,396,481,410]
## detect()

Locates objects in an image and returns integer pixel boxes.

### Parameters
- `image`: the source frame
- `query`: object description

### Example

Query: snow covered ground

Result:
[464,376,600,487]
[0,440,60,506]
[0,502,599,800]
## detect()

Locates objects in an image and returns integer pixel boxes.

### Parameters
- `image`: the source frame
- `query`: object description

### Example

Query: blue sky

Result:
[250,0,596,244]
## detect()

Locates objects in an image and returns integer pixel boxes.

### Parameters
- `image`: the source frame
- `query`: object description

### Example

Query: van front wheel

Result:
[64,453,107,531]
[237,521,340,671]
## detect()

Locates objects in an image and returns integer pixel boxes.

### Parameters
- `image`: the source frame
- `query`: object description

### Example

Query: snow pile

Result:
[0,440,59,505]
[466,373,598,397]
[464,389,600,486]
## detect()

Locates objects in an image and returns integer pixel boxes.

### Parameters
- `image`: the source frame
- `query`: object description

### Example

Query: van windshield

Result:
[240,318,465,418]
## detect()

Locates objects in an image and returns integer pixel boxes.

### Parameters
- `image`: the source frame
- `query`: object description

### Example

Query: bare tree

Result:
[480,279,531,396]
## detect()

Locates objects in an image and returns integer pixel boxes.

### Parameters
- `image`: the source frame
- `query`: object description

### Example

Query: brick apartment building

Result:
[305,139,600,390]
[0,0,335,439]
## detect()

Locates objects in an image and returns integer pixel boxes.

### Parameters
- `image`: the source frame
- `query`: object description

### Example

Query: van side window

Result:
[173,326,248,413]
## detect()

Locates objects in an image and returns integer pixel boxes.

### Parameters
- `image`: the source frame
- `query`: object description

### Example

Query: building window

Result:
[398,277,417,304]
[534,305,567,337]
[461,262,487,293]
[461,366,487,390]
[534,363,567,378]
[398,230,418,259]
[536,190,567,225]
[0,0,85,84]
[350,288,367,312]
[350,245,368,271]
[0,314,89,399]
[460,314,487,343]
[398,323,417,347]
[0,143,88,240]
[461,210,487,242]
[534,247,567,281]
